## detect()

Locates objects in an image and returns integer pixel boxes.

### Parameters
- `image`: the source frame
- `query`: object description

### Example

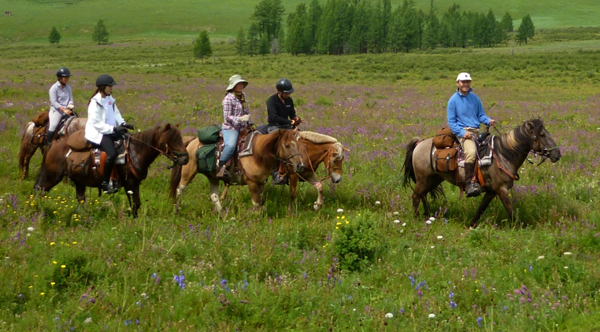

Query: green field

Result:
[1,0,600,43]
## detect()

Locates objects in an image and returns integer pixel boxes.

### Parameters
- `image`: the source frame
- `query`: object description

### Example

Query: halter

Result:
[530,131,560,166]
[127,133,188,169]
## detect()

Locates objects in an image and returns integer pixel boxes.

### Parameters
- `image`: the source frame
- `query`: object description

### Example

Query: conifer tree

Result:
[259,36,270,55]
[235,27,247,55]
[48,26,61,45]
[193,30,213,62]
[422,9,439,50]
[92,19,109,45]
[501,11,513,32]
[516,14,534,44]
[247,23,260,56]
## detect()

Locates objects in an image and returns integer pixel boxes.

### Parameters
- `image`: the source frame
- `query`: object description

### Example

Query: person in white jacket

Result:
[85,74,133,194]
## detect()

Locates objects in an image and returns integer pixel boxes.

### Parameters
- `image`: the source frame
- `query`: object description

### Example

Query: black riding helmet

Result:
[56,67,72,77]
[276,78,294,94]
[96,74,117,87]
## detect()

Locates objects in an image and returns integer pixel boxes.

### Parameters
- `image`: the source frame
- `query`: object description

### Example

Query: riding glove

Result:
[122,123,134,130]
[239,114,250,122]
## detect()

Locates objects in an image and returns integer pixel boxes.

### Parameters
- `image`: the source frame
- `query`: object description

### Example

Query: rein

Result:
[127,133,187,169]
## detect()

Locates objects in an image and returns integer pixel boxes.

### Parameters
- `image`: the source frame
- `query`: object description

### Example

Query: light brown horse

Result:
[402,119,561,228]
[217,131,349,212]
[169,129,305,213]
[18,117,87,179]
[34,124,189,217]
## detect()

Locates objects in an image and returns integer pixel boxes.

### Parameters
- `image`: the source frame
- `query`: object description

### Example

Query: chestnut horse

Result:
[34,124,189,217]
[217,131,349,212]
[19,118,87,179]
[169,129,305,213]
[402,119,561,228]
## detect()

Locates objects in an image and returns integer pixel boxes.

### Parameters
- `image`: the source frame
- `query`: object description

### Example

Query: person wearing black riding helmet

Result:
[266,78,302,184]
[47,67,75,145]
[84,74,134,194]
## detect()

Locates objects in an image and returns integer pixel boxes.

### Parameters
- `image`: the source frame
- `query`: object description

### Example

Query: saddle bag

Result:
[32,111,49,126]
[66,150,94,177]
[32,125,47,145]
[435,147,459,172]
[196,144,217,173]
[67,129,92,151]
[197,125,222,145]
[432,126,456,149]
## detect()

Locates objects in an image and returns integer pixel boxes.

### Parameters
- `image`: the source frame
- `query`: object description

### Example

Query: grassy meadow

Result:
[1,2,600,327]
[1,0,600,43]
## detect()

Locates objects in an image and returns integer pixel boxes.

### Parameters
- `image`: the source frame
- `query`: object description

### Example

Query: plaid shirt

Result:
[221,92,249,131]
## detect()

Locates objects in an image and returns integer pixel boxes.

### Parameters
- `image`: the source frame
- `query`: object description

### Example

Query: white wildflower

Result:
[426,220,432,225]
[429,217,436,222]
[564,266,569,269]
[374,201,381,205]
[393,211,399,215]
[429,313,436,319]
[431,246,435,249]
[84,317,92,324]
[537,256,545,260]
[437,236,443,239]
[563,252,572,256]
[385,313,393,318]
[337,208,344,213]
[402,222,406,227]
[27,227,34,232]
[394,220,400,224]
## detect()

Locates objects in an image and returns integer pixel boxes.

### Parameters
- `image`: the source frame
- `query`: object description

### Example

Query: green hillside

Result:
[0,0,598,43]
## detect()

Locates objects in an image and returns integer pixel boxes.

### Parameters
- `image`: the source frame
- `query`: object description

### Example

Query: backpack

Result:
[432,126,456,149]
[196,144,217,173]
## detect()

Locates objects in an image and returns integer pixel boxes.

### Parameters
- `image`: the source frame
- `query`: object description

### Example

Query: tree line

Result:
[233,0,536,56]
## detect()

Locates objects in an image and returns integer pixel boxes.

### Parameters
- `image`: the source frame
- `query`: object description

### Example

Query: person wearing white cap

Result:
[216,74,251,179]
[447,72,496,197]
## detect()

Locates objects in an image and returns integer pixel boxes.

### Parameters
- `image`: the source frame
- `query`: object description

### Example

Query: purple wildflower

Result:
[477,316,483,326]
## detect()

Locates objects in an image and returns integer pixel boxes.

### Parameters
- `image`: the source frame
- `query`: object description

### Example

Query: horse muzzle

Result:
[331,173,342,184]
[293,162,305,173]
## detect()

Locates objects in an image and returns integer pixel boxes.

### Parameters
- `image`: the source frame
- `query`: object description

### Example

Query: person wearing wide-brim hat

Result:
[216,74,251,179]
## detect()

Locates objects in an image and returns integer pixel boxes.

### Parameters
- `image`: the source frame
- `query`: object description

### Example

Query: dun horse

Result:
[19,118,87,179]
[218,131,349,212]
[35,124,188,217]
[402,119,561,227]
[169,129,304,213]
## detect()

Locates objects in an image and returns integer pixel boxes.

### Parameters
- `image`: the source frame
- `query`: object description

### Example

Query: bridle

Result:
[531,132,559,166]
[127,133,188,169]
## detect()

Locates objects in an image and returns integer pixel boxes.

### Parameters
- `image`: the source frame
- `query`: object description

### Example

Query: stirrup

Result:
[216,165,229,179]
[466,183,482,197]
[102,181,117,194]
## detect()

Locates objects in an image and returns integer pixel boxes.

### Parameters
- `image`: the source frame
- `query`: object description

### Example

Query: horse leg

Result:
[411,179,429,217]
[469,192,497,228]
[208,178,223,213]
[496,188,515,222]
[220,183,230,201]
[129,183,141,218]
[75,182,86,203]
[173,165,198,213]
[19,143,38,180]
[312,178,324,211]
[288,174,298,212]
[247,181,262,211]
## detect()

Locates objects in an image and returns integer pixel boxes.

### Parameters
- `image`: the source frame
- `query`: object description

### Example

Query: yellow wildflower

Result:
[61,265,66,269]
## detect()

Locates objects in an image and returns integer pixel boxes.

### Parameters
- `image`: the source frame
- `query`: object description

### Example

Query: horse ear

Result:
[175,123,181,128]
[163,123,172,132]
[525,121,535,135]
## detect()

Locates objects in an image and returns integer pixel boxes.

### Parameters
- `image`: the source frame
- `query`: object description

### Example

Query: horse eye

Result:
[285,144,290,148]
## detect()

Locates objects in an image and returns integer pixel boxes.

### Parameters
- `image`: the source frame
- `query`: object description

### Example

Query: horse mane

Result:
[298,131,338,144]
[495,119,544,163]
[253,130,297,168]
[330,142,344,160]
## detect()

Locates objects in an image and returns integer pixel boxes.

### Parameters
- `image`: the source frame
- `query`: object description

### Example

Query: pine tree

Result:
[516,14,534,44]
[259,36,270,55]
[422,9,439,50]
[235,27,247,55]
[501,12,513,32]
[48,26,61,45]
[92,19,109,45]
[308,0,322,48]
[193,30,213,62]
[247,23,260,56]
[276,28,286,53]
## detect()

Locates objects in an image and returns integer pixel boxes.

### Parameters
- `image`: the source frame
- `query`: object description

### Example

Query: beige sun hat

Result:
[226,74,248,91]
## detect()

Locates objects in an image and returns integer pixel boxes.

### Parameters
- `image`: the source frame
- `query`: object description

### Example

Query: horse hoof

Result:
[313,202,322,211]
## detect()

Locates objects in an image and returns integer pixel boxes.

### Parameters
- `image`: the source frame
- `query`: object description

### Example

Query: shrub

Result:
[334,210,381,272]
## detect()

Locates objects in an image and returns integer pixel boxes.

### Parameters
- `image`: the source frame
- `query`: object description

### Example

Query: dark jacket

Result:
[267,93,296,127]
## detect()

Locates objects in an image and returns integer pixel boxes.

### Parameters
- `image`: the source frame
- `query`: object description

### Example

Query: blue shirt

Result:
[447,88,491,137]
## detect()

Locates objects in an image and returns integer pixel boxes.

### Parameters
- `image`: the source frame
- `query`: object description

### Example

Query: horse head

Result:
[325,142,348,183]
[158,124,189,167]
[524,119,561,163]
[277,129,304,173]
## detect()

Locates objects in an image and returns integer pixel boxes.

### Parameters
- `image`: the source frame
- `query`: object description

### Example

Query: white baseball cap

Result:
[456,72,472,81]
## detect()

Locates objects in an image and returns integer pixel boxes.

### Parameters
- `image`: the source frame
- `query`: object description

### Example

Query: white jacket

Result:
[85,93,125,144]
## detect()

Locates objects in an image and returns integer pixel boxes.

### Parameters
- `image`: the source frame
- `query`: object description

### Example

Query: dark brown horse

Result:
[402,119,561,227]
[19,118,87,179]
[169,129,305,214]
[34,124,189,217]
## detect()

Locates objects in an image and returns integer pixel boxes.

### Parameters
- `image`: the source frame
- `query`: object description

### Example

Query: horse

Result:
[217,131,349,212]
[402,119,561,228]
[169,129,305,214]
[18,117,87,179]
[34,124,189,217]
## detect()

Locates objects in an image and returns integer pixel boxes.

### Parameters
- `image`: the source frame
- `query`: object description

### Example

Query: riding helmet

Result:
[56,67,72,77]
[276,78,294,93]
[95,74,117,87]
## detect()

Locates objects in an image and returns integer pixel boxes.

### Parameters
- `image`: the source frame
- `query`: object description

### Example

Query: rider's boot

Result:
[464,162,481,197]
[215,160,229,179]
[102,155,117,194]
[45,131,55,146]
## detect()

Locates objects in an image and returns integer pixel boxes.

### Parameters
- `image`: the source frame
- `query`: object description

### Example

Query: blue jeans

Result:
[220,129,238,162]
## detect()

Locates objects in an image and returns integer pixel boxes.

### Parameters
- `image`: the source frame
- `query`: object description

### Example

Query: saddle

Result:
[30,110,76,145]
[65,129,126,180]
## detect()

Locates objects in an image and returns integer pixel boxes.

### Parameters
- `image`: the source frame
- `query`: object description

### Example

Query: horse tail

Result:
[18,122,35,174]
[169,163,182,199]
[401,138,420,187]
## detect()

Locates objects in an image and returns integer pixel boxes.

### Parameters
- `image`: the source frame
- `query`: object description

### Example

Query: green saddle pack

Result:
[197,125,221,144]
[196,144,217,173]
